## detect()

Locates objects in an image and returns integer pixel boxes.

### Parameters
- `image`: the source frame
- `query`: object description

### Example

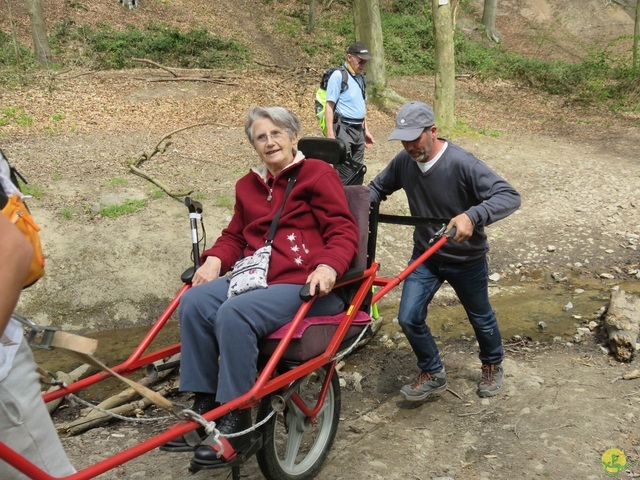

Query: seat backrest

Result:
[298,137,370,269]
[298,137,366,186]
[298,137,347,166]
[344,185,370,270]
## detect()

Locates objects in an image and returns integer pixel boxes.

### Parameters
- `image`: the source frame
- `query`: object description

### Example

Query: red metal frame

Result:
[0,230,451,479]
[0,262,379,480]
[371,234,448,305]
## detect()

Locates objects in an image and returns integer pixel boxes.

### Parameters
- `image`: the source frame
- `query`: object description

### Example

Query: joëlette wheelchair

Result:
[0,138,454,480]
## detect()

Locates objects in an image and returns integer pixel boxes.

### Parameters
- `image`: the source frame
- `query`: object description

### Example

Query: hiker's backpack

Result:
[314,66,349,137]
[0,148,45,288]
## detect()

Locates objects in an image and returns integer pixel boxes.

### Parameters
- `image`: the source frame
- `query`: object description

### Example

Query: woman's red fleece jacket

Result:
[200,155,359,285]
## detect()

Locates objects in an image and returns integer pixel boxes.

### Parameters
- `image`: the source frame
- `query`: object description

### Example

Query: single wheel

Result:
[256,366,341,480]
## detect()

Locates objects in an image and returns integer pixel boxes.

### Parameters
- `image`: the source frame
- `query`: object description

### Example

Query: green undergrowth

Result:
[0,1,637,112]
[49,21,250,70]
[99,199,146,218]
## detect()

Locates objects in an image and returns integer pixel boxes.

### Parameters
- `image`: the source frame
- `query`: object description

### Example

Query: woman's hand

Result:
[306,264,337,297]
[192,256,222,286]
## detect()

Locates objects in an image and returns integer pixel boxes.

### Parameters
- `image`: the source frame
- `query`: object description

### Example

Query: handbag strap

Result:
[265,165,300,245]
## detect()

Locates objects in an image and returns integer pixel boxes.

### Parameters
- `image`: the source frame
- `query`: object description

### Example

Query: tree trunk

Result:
[4,0,21,64]
[308,0,316,34]
[432,0,456,131]
[634,0,640,68]
[353,0,404,110]
[482,0,502,43]
[25,0,51,68]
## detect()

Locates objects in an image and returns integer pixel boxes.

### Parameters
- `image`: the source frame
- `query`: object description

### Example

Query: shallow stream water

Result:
[378,279,639,343]
[33,279,639,401]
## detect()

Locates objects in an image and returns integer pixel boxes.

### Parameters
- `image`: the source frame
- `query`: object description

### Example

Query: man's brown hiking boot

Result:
[478,363,503,397]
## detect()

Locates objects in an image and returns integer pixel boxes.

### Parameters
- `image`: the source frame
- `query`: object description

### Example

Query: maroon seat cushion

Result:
[259,310,371,362]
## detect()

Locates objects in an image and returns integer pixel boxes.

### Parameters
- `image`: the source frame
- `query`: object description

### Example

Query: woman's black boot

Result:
[191,409,252,464]
[159,393,219,452]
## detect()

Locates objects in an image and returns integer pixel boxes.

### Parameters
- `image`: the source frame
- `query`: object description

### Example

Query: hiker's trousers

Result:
[0,339,76,479]
[334,119,366,185]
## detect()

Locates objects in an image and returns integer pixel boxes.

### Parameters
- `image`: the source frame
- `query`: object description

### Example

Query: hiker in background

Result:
[325,41,376,185]
[0,217,76,478]
[369,101,521,401]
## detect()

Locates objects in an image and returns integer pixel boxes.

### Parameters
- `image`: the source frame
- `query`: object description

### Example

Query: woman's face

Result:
[252,117,298,175]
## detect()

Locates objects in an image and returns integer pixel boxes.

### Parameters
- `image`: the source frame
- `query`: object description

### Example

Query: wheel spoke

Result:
[283,409,304,469]
[317,397,331,417]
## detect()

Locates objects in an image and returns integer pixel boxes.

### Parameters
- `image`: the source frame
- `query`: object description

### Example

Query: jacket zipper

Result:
[11,208,42,231]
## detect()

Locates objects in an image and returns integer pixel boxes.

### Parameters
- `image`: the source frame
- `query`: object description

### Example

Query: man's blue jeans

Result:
[398,249,503,374]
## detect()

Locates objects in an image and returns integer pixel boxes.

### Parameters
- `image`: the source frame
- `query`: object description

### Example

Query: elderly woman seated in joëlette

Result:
[162,106,359,465]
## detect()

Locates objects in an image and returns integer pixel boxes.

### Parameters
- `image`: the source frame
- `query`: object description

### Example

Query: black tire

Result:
[256,366,341,480]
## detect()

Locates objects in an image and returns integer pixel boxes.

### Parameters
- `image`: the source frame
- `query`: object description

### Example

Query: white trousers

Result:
[0,339,75,479]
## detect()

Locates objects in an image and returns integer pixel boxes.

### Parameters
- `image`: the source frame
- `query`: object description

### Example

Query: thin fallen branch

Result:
[128,163,192,200]
[514,420,575,439]
[131,58,239,85]
[254,60,280,69]
[132,57,179,77]
[80,355,179,417]
[446,387,462,399]
[611,369,640,383]
[145,77,235,84]
[514,415,523,439]
[128,122,229,200]
[458,409,493,417]
[133,122,219,169]
[57,70,99,80]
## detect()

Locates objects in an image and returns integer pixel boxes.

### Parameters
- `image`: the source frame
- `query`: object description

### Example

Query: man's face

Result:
[401,126,436,163]
[347,54,368,75]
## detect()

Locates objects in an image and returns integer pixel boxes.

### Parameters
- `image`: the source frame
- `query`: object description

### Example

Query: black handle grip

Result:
[299,282,319,302]
[184,196,203,214]
[445,226,457,239]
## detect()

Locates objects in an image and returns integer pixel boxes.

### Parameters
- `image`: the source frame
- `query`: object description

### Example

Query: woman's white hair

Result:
[245,106,302,144]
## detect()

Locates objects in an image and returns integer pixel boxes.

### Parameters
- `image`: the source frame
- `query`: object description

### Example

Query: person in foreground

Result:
[369,101,521,400]
[0,214,76,479]
[163,106,359,464]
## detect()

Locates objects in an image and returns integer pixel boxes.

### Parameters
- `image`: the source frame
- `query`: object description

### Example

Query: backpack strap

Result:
[333,66,349,111]
[345,68,366,101]
[339,66,349,92]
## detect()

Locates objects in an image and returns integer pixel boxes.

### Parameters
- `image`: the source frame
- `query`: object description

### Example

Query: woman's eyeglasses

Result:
[255,130,286,145]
